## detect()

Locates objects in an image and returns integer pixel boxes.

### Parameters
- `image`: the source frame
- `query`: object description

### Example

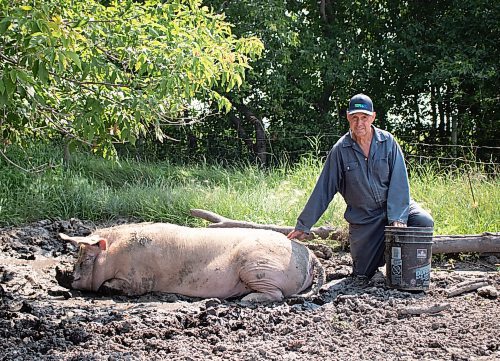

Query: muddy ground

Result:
[0,219,498,361]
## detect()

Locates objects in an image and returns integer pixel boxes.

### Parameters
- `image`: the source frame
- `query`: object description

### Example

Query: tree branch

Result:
[398,303,451,316]
[0,149,52,173]
[190,209,500,253]
[446,281,490,297]
[432,233,500,254]
[190,208,346,241]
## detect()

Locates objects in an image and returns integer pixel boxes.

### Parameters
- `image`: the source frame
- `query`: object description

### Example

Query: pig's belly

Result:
[153,267,251,299]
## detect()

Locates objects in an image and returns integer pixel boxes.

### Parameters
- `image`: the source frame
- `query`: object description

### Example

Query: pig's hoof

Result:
[48,286,72,299]
[97,284,126,296]
[241,291,283,303]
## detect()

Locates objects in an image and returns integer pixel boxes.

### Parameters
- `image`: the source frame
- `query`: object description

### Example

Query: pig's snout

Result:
[55,266,74,289]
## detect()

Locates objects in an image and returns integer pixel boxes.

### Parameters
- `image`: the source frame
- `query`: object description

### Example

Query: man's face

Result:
[346,112,376,139]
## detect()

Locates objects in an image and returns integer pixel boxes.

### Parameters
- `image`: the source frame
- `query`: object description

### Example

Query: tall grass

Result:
[409,163,499,234]
[0,143,498,235]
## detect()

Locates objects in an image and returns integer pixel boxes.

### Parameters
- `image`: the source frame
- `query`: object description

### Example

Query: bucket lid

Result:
[385,226,434,244]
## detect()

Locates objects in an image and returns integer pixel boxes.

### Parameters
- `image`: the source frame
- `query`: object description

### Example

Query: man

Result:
[287,93,433,279]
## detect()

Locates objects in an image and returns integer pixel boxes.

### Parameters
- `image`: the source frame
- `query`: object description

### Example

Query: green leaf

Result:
[26,85,35,97]
[36,19,48,33]
[10,69,17,83]
[73,18,89,28]
[0,19,11,34]
[234,73,242,88]
[0,92,8,106]
[82,63,91,80]
[32,60,39,78]
[0,0,264,159]
[16,70,31,84]
[3,74,15,98]
[37,62,49,84]
[58,52,67,72]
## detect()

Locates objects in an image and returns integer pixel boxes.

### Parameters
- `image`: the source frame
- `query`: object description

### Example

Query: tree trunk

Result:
[235,103,267,166]
[444,91,454,156]
[229,103,267,166]
[432,233,500,254]
[436,87,446,142]
[430,86,438,143]
[229,112,254,153]
[414,93,421,134]
[315,83,335,117]
[450,112,458,158]
[63,137,71,167]
[444,92,451,139]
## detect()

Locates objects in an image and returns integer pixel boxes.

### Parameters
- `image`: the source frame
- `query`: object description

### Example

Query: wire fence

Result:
[126,130,500,175]
[231,133,499,161]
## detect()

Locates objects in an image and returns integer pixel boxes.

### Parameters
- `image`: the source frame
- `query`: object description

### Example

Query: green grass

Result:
[0,143,498,236]
[410,164,499,235]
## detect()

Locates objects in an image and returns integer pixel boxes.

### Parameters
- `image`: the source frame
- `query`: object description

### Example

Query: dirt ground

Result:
[0,219,498,361]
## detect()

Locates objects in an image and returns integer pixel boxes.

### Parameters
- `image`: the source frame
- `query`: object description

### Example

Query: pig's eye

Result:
[76,246,94,264]
[77,246,84,259]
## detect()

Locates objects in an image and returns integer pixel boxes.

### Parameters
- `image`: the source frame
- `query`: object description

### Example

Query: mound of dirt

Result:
[1,220,498,360]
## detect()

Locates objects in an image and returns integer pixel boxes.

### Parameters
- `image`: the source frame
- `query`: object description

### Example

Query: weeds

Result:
[0,144,498,236]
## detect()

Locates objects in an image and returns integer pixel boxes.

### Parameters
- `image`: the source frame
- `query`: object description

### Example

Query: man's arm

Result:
[292,147,342,235]
[387,138,411,225]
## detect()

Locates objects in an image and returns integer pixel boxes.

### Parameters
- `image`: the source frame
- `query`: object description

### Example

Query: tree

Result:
[199,0,498,166]
[199,0,346,166]
[378,1,499,153]
[0,0,263,160]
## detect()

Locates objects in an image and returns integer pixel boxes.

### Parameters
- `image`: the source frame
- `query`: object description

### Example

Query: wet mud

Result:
[0,219,498,360]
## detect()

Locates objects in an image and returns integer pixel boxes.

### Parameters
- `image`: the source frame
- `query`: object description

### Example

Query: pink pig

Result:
[57,223,324,302]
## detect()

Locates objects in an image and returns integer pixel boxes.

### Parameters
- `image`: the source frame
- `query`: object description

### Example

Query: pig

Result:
[56,222,325,302]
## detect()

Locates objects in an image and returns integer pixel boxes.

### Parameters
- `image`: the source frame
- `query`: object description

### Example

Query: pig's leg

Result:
[238,261,285,302]
[98,278,131,295]
[241,290,283,303]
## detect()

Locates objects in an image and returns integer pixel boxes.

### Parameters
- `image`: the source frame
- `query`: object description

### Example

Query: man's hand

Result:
[287,230,308,240]
[391,221,407,227]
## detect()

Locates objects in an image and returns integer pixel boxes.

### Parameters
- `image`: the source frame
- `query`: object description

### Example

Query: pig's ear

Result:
[97,239,107,251]
[59,233,107,250]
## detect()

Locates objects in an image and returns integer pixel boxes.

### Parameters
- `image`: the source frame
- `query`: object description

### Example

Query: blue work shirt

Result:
[295,126,410,231]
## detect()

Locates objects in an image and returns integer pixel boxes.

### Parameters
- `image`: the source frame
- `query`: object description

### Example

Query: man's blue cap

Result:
[347,93,374,115]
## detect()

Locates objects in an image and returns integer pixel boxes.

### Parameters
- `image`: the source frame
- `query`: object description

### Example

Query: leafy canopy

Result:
[0,0,263,157]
